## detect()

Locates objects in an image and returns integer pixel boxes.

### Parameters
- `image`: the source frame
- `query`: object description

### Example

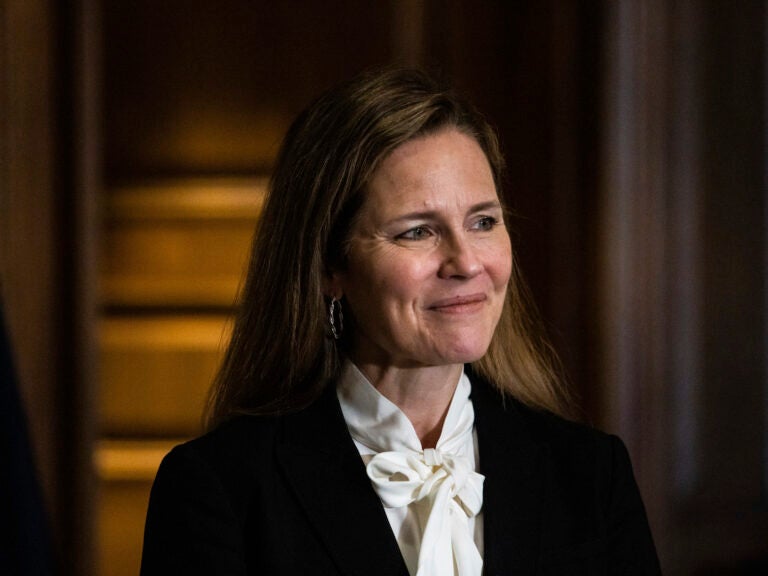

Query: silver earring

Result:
[328,298,344,340]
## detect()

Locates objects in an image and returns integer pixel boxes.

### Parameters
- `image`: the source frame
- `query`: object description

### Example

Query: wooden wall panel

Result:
[677,2,768,572]
[102,180,264,307]
[97,481,151,576]
[102,0,395,180]
[96,181,258,571]
[0,0,60,529]
[100,316,230,436]
[600,1,768,573]
[95,440,176,576]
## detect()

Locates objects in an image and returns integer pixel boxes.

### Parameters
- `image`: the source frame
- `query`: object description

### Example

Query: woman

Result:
[140,68,660,575]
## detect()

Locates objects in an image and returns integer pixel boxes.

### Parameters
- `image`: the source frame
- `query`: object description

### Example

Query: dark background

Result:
[1,1,766,574]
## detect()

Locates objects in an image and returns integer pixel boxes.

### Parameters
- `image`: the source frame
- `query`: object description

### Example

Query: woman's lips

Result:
[428,293,487,313]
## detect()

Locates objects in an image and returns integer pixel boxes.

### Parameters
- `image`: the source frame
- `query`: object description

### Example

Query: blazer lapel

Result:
[275,385,409,576]
[472,379,546,576]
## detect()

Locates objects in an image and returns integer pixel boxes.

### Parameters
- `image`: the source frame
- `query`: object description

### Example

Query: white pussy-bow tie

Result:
[367,446,485,576]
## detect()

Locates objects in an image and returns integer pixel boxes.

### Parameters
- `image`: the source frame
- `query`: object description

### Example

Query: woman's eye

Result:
[397,226,433,241]
[474,216,498,231]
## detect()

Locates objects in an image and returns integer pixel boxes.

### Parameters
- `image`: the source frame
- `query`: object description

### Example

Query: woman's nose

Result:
[437,234,482,279]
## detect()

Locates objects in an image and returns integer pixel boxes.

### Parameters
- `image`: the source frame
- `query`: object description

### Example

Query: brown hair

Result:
[206,68,573,428]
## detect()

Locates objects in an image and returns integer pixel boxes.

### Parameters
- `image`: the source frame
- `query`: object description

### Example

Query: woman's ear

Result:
[321,271,344,300]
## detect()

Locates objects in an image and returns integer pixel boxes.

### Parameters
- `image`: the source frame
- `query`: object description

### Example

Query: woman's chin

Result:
[431,340,491,366]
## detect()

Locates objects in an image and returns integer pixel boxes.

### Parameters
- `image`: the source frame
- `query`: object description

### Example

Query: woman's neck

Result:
[352,362,463,449]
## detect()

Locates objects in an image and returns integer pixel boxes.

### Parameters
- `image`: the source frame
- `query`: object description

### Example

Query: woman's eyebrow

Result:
[468,200,503,213]
[385,201,503,225]
[387,210,439,224]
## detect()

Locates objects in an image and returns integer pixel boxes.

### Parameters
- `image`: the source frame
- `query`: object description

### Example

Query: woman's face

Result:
[330,128,512,369]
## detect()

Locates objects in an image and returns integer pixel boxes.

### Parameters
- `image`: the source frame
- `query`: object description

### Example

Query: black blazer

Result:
[140,378,661,575]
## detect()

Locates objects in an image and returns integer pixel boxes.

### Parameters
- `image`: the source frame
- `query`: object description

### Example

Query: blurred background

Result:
[1,0,766,574]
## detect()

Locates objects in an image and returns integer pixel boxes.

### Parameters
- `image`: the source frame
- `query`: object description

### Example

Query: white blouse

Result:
[336,361,484,576]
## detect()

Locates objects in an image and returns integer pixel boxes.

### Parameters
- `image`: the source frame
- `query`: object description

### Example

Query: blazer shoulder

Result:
[471,375,609,446]
[511,396,629,473]
[474,385,660,572]
[512,398,608,444]
[172,413,283,475]
[183,413,281,457]
[472,378,628,481]
[142,413,294,575]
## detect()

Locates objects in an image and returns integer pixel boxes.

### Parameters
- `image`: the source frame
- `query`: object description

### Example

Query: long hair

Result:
[206,68,573,428]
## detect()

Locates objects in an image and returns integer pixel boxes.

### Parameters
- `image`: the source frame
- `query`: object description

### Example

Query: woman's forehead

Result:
[361,130,496,213]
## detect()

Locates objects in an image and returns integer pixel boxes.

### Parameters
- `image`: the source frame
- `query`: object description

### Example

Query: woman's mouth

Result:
[428,294,487,313]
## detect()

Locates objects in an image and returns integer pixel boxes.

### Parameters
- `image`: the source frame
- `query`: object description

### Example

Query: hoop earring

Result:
[328,298,344,340]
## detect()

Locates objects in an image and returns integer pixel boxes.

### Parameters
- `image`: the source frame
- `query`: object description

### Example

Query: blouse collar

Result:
[336,360,473,454]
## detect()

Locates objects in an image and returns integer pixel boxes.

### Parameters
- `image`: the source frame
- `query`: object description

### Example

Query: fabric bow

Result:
[367,447,485,576]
